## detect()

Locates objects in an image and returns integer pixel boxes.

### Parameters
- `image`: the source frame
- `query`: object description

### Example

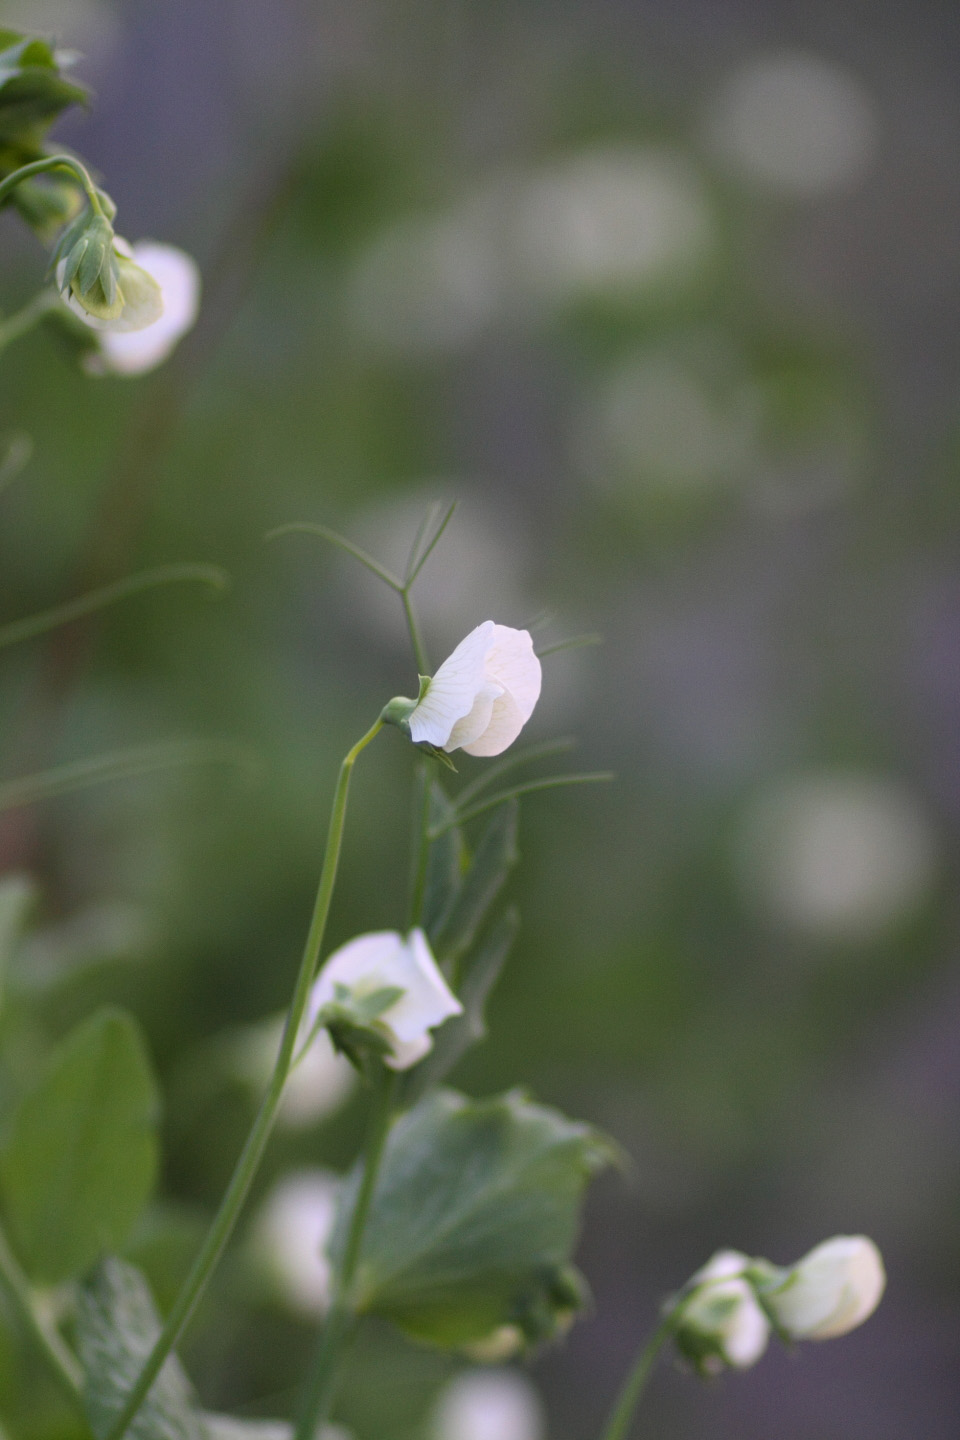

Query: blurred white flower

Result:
[706,50,878,195]
[307,928,462,1070]
[431,1369,545,1440]
[228,1016,355,1129]
[407,622,541,757]
[85,242,200,374]
[765,1235,886,1340]
[58,229,163,331]
[736,773,938,941]
[514,147,713,299]
[681,1248,770,1371]
[254,1170,339,1316]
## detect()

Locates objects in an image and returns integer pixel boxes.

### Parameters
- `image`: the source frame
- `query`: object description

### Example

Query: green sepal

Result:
[317,985,405,1075]
[332,1086,615,1351]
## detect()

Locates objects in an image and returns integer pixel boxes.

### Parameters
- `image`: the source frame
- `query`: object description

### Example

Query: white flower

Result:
[58,233,164,331]
[407,622,541,757]
[765,1235,886,1340]
[431,1369,545,1440]
[84,242,200,373]
[254,1170,340,1317]
[681,1249,770,1371]
[306,928,462,1071]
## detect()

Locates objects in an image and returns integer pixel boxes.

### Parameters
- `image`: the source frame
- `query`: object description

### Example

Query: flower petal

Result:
[95,243,200,373]
[461,688,524,757]
[382,928,463,1042]
[485,625,541,722]
[408,620,496,747]
[307,931,406,1029]
[444,680,502,752]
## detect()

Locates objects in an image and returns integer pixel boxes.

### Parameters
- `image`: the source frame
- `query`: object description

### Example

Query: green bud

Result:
[52,209,163,331]
[380,674,431,735]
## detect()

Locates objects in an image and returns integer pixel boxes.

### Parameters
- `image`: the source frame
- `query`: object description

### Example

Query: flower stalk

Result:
[104,717,384,1440]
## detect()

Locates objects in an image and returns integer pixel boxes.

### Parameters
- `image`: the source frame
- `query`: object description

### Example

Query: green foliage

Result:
[0,1007,159,1283]
[335,1087,614,1350]
[429,798,519,970]
[76,1255,204,1440]
[0,30,87,238]
[0,873,36,1010]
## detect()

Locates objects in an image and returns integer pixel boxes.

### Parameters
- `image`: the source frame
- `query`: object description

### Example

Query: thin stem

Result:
[536,632,603,658]
[0,290,60,356]
[104,718,384,1440]
[0,739,257,813]
[400,587,429,674]
[404,500,457,586]
[0,563,229,651]
[600,1310,678,1440]
[0,1222,83,1406]
[452,736,577,811]
[432,772,615,837]
[0,155,102,213]
[295,1068,397,1440]
[265,523,402,592]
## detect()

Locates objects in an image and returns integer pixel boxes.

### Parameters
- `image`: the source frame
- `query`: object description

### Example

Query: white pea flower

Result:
[57,230,163,331]
[306,928,462,1070]
[254,1169,340,1317]
[84,242,200,374]
[394,621,541,758]
[764,1235,886,1340]
[679,1249,770,1372]
[431,1369,545,1440]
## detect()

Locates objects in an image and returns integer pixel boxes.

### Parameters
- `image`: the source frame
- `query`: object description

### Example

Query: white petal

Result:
[307,931,406,1029]
[408,621,495,747]
[96,243,200,372]
[382,928,462,1042]
[769,1235,885,1340]
[384,1032,434,1070]
[444,681,502,752]
[484,626,542,722]
[461,688,525,757]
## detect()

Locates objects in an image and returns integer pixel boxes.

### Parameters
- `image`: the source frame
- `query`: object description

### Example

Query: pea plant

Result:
[0,30,884,1440]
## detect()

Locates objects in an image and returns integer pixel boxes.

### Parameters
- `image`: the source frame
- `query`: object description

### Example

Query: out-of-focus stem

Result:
[104,717,384,1440]
[0,1222,83,1405]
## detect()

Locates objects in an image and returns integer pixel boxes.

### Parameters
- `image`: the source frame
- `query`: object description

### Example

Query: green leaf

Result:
[0,873,36,1008]
[430,800,519,970]
[204,1420,291,1440]
[76,1256,205,1440]
[0,1007,159,1282]
[336,1087,614,1350]
[420,780,465,936]
[403,909,518,1103]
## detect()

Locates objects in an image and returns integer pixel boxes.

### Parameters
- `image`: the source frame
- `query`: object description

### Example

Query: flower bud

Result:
[675,1250,770,1374]
[762,1235,885,1340]
[305,928,462,1071]
[54,210,163,331]
[84,242,200,374]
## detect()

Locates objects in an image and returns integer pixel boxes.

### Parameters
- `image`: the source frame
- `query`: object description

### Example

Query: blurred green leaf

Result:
[336,1087,613,1349]
[420,780,465,937]
[403,908,518,1103]
[204,1419,291,1440]
[430,800,519,970]
[0,1007,159,1283]
[0,874,36,1009]
[76,1255,204,1440]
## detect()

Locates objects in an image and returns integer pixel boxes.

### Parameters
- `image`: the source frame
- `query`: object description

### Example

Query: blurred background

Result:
[1,1,959,1436]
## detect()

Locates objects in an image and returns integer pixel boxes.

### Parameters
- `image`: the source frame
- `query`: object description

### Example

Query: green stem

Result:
[0,563,229,651]
[295,1067,397,1440]
[104,717,384,1440]
[0,289,60,355]
[0,155,103,213]
[0,1222,83,1406]
[600,1309,679,1440]
[400,587,429,675]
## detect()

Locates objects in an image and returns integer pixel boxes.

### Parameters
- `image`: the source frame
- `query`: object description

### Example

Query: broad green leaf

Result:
[0,1007,159,1282]
[336,1087,614,1350]
[420,780,465,936]
[403,909,518,1103]
[431,800,519,970]
[76,1256,204,1440]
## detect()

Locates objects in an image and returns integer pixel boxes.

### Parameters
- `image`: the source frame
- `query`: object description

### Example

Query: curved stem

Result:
[0,155,102,213]
[104,717,384,1440]
[0,290,60,356]
[295,1067,397,1440]
[600,1310,679,1440]
[0,1222,83,1406]
[0,563,229,651]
